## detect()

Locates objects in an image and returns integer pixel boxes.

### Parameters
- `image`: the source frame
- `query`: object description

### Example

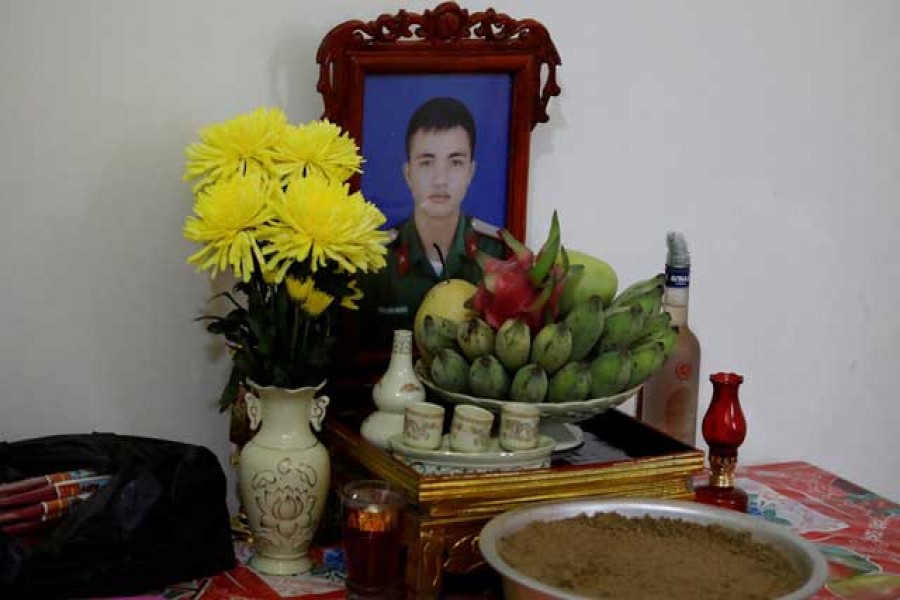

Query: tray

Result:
[325,407,704,517]
[415,359,640,423]
[388,434,555,476]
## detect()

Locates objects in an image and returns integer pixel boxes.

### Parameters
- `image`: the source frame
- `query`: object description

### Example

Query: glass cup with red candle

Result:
[340,480,406,599]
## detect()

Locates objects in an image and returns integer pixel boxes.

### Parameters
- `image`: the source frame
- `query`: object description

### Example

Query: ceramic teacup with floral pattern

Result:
[500,402,541,451]
[449,404,494,453]
[403,402,445,450]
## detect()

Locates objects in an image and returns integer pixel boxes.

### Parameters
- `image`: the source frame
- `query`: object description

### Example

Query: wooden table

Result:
[154,461,899,599]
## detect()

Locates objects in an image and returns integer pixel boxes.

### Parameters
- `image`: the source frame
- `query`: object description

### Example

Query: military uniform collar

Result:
[399,215,469,277]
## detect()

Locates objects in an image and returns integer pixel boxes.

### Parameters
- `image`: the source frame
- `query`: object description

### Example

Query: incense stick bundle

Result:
[0,493,91,526]
[2,511,67,536]
[0,475,111,509]
[0,469,97,497]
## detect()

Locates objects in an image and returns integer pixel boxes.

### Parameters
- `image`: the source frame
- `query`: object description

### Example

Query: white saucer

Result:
[539,422,585,452]
[388,434,555,476]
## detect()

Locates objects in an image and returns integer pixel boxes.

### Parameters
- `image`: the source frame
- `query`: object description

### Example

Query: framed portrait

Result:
[317,2,561,379]
[360,73,512,231]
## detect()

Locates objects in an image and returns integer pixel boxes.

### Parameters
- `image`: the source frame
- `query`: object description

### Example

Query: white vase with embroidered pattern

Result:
[238,381,330,575]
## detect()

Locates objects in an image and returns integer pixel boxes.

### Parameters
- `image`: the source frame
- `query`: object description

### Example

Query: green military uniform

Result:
[357,214,505,350]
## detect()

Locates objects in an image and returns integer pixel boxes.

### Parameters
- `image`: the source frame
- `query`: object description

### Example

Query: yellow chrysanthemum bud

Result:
[285,277,334,317]
[340,281,364,310]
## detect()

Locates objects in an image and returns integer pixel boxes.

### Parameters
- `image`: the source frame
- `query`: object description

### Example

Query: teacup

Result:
[449,405,494,453]
[500,402,541,451]
[403,402,445,450]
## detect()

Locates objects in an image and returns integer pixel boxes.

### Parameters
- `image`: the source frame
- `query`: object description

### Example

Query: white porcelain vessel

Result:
[238,382,330,575]
[361,329,425,449]
[403,401,446,450]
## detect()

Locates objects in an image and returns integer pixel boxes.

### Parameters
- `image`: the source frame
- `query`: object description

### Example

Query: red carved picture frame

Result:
[316,1,561,243]
[317,2,561,387]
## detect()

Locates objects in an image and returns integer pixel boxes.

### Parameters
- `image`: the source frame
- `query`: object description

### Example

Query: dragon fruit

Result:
[469,211,579,333]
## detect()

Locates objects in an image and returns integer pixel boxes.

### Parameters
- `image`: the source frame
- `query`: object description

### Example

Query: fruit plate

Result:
[415,360,641,423]
[388,434,555,476]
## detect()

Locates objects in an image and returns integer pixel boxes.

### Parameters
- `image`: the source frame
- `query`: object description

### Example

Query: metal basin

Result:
[478,498,828,600]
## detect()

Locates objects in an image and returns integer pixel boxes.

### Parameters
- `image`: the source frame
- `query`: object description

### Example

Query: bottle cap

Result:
[666,232,690,268]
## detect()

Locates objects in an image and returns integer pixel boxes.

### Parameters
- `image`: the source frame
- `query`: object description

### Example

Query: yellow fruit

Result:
[414,279,477,359]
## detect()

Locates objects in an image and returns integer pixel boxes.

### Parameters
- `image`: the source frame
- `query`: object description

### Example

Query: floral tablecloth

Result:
[152,461,898,600]
[738,462,900,600]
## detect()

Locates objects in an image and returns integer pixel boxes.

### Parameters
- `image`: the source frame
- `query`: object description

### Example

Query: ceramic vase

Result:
[238,381,330,575]
[360,329,426,449]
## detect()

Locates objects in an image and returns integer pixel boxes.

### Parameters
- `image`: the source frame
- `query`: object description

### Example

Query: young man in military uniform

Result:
[357,97,505,349]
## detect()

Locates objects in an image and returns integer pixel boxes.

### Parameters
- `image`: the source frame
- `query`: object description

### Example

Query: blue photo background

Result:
[360,73,512,231]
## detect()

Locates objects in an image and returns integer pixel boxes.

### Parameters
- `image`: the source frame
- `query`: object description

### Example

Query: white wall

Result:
[1,1,898,502]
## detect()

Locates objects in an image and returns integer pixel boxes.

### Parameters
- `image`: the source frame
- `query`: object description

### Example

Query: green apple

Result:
[559,249,618,314]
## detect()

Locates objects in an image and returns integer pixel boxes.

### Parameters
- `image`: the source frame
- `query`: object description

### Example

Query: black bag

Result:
[0,433,236,598]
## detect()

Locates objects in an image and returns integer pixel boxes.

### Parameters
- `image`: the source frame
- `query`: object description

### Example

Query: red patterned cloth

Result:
[154,461,898,599]
[736,461,900,600]
[156,544,344,600]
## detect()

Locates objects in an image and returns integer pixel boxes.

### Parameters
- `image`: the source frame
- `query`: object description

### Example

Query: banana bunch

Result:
[425,273,676,403]
[589,274,677,396]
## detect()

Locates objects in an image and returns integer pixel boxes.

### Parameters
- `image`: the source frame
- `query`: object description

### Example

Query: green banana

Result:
[421,314,459,360]
[641,310,672,333]
[456,317,495,361]
[468,354,510,399]
[610,273,665,308]
[509,364,549,403]
[530,323,573,375]
[528,211,561,285]
[495,318,531,371]
[615,284,663,316]
[628,341,666,388]
[430,348,470,393]
[589,349,633,397]
[547,362,592,403]
[564,294,605,361]
[597,304,646,350]
[635,311,678,356]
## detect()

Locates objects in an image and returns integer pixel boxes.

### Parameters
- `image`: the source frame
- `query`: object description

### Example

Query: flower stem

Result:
[302,320,311,357]
[290,304,301,366]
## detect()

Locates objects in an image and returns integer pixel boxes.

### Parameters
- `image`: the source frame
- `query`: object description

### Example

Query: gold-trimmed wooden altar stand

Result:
[323,408,704,599]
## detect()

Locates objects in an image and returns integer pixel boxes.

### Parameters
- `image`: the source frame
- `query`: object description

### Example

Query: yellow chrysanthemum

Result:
[340,281,364,310]
[259,173,389,281]
[285,277,334,316]
[183,174,275,281]
[184,107,287,191]
[259,263,279,285]
[272,120,363,185]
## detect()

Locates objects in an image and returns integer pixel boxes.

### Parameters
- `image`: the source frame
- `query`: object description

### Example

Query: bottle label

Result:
[665,265,690,289]
[675,361,693,381]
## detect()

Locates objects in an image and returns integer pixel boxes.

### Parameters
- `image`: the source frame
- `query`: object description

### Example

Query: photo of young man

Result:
[357,97,505,348]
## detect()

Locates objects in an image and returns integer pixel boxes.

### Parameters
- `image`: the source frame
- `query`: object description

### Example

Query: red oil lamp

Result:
[694,372,749,513]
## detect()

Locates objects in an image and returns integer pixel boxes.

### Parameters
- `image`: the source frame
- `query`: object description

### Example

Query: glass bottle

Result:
[694,372,749,513]
[637,232,701,446]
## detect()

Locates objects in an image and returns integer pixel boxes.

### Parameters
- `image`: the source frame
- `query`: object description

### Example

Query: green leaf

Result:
[209,291,245,311]
[218,366,241,412]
